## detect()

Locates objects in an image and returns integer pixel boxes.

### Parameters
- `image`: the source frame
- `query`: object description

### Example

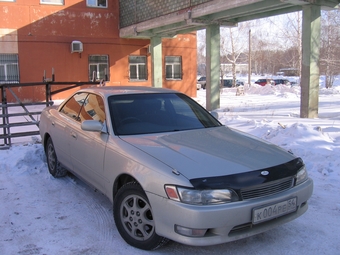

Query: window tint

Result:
[60,93,106,123]
[60,93,88,122]
[78,94,106,123]
[109,93,221,135]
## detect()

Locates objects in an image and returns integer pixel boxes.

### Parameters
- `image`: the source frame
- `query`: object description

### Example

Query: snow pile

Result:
[1,78,340,254]
[244,83,300,98]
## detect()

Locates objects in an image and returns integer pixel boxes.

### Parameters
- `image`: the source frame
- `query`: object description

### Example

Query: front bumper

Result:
[148,178,313,246]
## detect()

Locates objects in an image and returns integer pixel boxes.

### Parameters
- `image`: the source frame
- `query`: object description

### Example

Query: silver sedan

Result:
[39,86,313,250]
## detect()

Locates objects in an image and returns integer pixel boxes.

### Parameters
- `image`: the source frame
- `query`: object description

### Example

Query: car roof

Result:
[76,86,177,97]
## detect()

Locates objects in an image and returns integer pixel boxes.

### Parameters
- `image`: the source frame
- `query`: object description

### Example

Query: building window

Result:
[165,56,182,80]
[0,0,15,2]
[129,56,147,81]
[89,55,109,81]
[87,0,107,8]
[0,54,19,84]
[40,0,64,4]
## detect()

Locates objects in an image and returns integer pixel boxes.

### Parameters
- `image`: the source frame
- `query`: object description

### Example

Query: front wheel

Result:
[113,182,169,250]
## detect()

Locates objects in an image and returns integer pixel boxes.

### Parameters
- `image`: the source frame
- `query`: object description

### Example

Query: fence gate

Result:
[0,81,100,149]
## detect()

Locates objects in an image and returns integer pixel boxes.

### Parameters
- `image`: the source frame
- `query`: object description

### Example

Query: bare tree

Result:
[247,18,278,76]
[266,12,302,77]
[320,9,340,88]
[196,10,340,85]
[197,30,206,77]
[220,24,249,86]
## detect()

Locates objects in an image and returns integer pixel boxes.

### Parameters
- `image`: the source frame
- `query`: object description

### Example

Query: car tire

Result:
[114,182,169,250]
[45,137,68,178]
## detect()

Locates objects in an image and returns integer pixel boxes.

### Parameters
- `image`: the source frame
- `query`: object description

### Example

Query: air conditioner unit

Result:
[71,41,83,53]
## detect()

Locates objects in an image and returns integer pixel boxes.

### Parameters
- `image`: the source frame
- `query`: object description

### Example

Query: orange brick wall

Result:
[0,0,197,102]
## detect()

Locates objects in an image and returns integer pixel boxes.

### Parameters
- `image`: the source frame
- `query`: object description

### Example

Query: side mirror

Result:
[81,120,105,132]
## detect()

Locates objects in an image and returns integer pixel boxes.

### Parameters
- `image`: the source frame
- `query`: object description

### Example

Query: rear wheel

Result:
[113,182,169,250]
[45,137,67,177]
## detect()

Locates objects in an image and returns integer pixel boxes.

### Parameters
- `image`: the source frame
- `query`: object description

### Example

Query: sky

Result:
[1,76,340,255]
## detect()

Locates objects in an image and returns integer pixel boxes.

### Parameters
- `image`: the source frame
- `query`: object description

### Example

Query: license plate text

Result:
[252,197,297,224]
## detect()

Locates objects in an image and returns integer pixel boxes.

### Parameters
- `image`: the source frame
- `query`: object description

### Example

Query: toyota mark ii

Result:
[39,86,313,250]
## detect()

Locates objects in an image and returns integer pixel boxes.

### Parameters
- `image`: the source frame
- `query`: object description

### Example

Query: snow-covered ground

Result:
[1,77,340,254]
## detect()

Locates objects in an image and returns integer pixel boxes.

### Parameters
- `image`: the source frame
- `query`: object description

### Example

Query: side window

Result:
[129,56,147,81]
[60,93,88,122]
[89,55,109,81]
[0,54,19,83]
[87,0,107,8]
[78,94,106,123]
[165,56,182,80]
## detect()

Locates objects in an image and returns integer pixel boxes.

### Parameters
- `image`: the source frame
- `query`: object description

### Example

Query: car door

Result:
[45,109,73,170]
[68,93,108,193]
[55,93,92,171]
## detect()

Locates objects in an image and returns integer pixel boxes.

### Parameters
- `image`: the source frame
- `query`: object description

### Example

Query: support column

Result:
[300,5,321,118]
[206,25,220,111]
[150,36,162,88]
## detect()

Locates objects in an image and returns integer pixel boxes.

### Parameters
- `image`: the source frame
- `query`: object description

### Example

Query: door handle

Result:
[71,132,77,139]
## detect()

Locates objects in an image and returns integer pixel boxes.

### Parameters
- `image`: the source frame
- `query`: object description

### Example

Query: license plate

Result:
[252,197,297,224]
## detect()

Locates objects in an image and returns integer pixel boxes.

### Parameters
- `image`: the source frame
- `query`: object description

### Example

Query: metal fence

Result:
[0,81,100,149]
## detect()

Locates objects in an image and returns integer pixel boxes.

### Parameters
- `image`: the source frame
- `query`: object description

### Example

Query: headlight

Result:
[165,185,239,205]
[296,166,308,185]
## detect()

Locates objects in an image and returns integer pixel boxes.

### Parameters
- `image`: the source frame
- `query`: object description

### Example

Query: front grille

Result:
[240,177,294,200]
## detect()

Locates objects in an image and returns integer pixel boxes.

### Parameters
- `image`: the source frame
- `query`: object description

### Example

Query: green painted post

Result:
[206,24,220,111]
[150,37,163,88]
[300,4,321,118]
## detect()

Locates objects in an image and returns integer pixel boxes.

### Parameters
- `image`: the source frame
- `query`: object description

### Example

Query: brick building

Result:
[0,0,197,101]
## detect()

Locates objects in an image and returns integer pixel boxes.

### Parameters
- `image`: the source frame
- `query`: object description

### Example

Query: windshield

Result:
[108,93,222,135]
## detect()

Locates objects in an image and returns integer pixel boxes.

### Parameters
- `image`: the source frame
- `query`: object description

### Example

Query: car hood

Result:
[120,126,296,180]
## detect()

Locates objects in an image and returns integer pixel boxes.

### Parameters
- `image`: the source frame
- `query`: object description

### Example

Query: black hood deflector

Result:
[189,157,303,190]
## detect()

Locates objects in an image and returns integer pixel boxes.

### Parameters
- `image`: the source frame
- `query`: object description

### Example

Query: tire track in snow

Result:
[62,174,118,254]
[0,143,120,254]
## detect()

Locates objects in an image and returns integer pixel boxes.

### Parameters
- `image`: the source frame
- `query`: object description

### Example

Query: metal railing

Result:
[0,80,100,149]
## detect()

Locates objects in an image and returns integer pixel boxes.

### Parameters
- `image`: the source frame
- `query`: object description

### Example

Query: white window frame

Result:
[86,0,107,8]
[0,54,19,84]
[0,0,15,2]
[165,56,182,80]
[40,0,64,5]
[129,56,147,81]
[89,55,109,81]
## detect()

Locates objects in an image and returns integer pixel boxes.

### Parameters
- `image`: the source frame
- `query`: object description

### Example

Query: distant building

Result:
[279,68,299,76]
[220,63,249,75]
